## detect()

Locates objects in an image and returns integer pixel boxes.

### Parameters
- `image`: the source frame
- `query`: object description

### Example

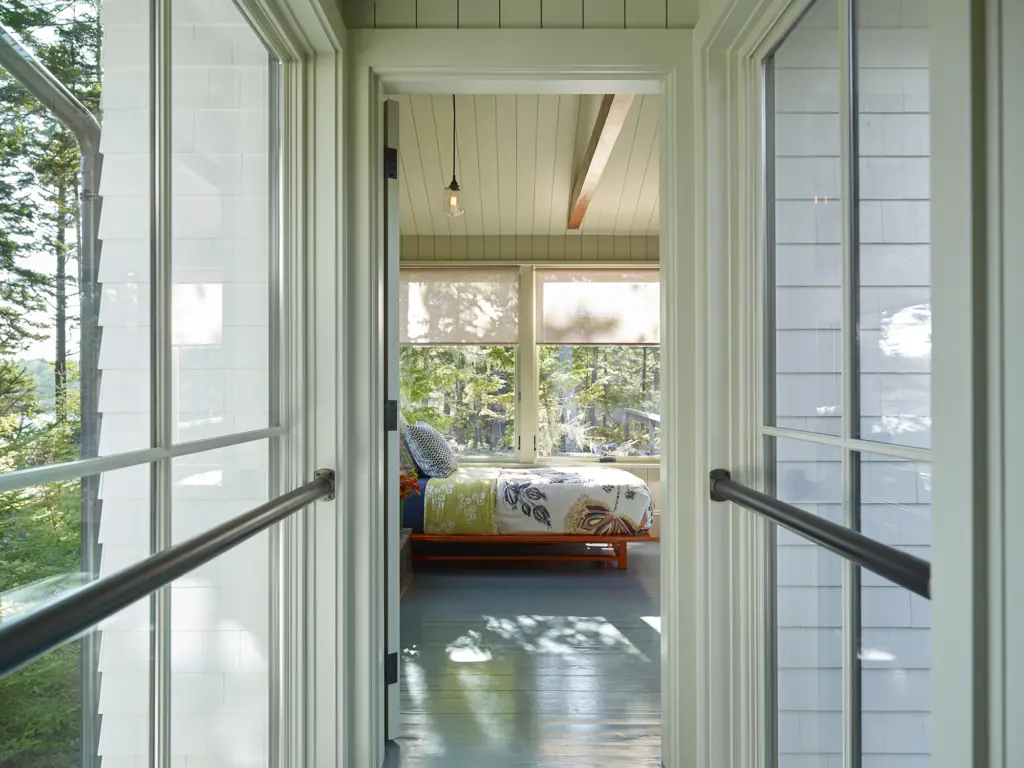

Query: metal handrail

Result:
[0,471,336,679]
[710,469,931,599]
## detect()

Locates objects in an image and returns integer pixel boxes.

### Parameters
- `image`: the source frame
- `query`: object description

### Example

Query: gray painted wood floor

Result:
[387,542,661,767]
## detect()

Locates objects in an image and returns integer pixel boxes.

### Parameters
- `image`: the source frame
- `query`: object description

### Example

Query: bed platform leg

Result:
[616,543,628,570]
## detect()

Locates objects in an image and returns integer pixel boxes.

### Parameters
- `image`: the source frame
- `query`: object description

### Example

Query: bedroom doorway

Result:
[384,91,664,766]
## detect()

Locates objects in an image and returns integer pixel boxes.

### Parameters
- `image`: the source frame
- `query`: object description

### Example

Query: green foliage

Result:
[0,1,102,764]
[400,345,516,456]
[538,345,660,456]
[398,344,661,458]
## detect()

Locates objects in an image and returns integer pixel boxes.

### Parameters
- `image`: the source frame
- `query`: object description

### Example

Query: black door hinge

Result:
[385,400,398,432]
[384,147,398,180]
[385,652,398,685]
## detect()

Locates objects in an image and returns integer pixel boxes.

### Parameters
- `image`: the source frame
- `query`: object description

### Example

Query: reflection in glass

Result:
[856,0,931,449]
[775,437,844,768]
[539,346,661,457]
[171,439,271,766]
[769,0,843,438]
[859,456,932,766]
[0,465,150,766]
[171,1,277,443]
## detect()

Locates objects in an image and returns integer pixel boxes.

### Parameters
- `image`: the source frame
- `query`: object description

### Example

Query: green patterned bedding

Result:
[423,467,501,535]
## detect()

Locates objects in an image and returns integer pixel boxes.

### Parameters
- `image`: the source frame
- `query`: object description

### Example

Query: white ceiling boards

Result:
[396,93,661,236]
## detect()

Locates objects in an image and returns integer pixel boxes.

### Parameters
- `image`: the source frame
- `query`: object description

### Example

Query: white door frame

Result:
[345,28,709,768]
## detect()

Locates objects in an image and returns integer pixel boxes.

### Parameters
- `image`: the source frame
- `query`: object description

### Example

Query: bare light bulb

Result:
[443,177,464,218]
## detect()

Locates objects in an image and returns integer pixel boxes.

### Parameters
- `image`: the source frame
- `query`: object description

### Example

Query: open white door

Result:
[383,97,401,739]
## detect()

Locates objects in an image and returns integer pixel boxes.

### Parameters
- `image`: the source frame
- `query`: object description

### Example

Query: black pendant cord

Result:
[451,94,458,184]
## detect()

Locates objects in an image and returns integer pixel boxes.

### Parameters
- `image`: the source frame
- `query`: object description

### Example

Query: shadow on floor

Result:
[390,542,661,768]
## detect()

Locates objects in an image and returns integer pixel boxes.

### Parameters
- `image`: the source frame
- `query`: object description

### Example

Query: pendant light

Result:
[443,95,465,218]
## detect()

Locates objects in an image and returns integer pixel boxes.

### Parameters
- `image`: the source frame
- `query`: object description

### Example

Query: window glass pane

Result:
[171,2,278,443]
[400,268,520,345]
[859,456,932,766]
[539,346,660,457]
[774,437,844,767]
[769,0,843,437]
[171,439,271,764]
[535,269,660,345]
[855,0,931,449]
[400,345,515,457]
[0,2,151,465]
[0,465,151,765]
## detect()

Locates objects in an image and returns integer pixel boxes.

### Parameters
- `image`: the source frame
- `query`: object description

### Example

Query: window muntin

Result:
[538,345,660,457]
[399,345,516,458]
[764,0,933,766]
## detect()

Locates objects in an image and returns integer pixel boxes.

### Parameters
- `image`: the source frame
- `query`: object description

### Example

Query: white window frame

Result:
[718,1,1022,767]
[397,261,662,467]
[751,2,936,766]
[0,0,343,765]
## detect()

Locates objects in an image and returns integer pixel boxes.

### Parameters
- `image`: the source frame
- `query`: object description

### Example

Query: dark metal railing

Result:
[0,470,336,679]
[710,469,930,599]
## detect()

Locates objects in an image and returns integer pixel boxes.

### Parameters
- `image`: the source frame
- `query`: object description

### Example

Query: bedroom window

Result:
[400,345,516,457]
[396,266,661,462]
[535,269,661,458]
[398,268,520,458]
[538,346,660,457]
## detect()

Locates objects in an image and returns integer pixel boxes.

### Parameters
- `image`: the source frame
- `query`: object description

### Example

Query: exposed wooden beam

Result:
[566,93,634,230]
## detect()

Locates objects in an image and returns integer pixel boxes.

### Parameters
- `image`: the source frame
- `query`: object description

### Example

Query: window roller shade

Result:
[400,268,520,345]
[536,268,660,345]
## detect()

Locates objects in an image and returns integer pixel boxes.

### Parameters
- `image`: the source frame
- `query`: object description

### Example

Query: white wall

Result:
[97,0,273,764]
[772,1,931,766]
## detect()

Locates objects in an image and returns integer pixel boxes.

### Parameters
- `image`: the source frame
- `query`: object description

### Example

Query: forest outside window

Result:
[398,268,520,458]
[535,269,661,458]
[397,266,661,461]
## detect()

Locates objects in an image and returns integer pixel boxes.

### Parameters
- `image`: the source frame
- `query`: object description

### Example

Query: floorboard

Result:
[388,542,661,767]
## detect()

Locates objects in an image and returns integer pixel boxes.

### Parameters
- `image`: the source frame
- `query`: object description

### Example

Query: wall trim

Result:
[400,234,659,261]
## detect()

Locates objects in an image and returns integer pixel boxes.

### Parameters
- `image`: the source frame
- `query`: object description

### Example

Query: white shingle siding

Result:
[97,0,272,762]
[774,1,931,765]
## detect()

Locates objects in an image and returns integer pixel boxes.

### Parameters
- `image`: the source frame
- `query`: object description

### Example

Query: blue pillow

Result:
[405,422,459,478]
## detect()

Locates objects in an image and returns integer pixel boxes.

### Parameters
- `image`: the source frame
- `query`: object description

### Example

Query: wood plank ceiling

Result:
[396,94,661,236]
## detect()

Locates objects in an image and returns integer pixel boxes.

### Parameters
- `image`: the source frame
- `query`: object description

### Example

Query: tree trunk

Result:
[55,184,68,423]
[641,348,648,398]
[601,350,609,429]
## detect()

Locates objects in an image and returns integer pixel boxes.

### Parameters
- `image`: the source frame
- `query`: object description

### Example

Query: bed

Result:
[402,466,656,569]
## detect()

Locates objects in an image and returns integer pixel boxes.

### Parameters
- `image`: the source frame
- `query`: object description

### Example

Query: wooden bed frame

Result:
[410,533,658,570]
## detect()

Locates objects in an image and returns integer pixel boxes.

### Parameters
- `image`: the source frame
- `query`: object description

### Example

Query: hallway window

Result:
[0,0,286,764]
[764,0,932,766]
